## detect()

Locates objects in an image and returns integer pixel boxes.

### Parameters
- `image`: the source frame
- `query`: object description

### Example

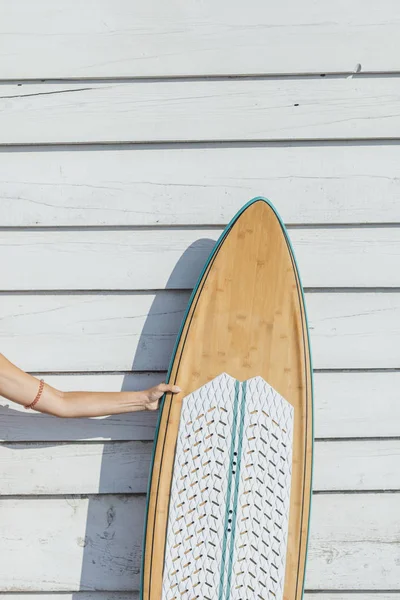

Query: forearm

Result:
[0,353,175,418]
[58,390,148,418]
[0,353,64,413]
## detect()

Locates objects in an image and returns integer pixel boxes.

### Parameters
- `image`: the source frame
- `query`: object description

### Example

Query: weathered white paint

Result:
[0,495,145,591]
[0,595,138,600]
[314,440,400,491]
[307,493,400,589]
[1,0,400,78]
[1,292,399,371]
[4,78,400,144]
[0,442,152,495]
[1,2,398,597]
[314,371,400,438]
[1,494,399,591]
[0,292,188,373]
[2,144,400,226]
[1,228,399,290]
[2,439,399,495]
[305,597,400,600]
[0,229,218,291]
[0,596,139,600]
[1,372,400,442]
[0,595,396,600]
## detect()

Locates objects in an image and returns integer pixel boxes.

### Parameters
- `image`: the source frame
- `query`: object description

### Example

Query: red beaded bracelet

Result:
[25,379,45,410]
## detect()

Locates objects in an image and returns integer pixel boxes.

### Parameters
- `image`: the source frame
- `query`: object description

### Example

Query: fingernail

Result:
[175,386,182,392]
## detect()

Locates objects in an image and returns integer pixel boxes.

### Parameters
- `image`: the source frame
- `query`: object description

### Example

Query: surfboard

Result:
[141,197,313,600]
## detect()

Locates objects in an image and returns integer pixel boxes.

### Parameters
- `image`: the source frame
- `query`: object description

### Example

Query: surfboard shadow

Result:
[75,236,217,592]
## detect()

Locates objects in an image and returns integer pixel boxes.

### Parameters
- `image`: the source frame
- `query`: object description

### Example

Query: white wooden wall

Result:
[1,2,400,599]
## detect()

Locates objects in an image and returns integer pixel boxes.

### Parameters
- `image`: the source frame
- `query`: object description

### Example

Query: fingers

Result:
[157,383,182,394]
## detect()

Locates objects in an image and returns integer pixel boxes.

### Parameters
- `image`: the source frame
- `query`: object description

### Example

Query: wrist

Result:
[111,390,149,413]
[133,390,150,409]
[143,391,156,411]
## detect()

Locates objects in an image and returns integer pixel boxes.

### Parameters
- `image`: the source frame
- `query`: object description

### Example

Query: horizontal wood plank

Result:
[2,144,400,226]
[1,292,399,372]
[314,440,400,491]
[1,372,400,441]
[4,78,400,144]
[1,227,399,290]
[0,441,153,495]
[0,596,139,600]
[1,439,399,494]
[314,371,400,438]
[0,595,139,600]
[0,595,396,600]
[1,0,400,78]
[0,494,399,591]
[304,597,400,600]
[0,292,188,372]
[0,229,218,291]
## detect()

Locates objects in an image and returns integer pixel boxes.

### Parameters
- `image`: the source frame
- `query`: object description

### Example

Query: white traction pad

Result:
[161,373,294,600]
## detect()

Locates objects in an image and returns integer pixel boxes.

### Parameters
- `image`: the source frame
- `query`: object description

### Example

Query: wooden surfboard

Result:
[141,197,313,600]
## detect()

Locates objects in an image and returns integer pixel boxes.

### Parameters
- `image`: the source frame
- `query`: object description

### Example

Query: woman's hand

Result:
[143,383,182,411]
